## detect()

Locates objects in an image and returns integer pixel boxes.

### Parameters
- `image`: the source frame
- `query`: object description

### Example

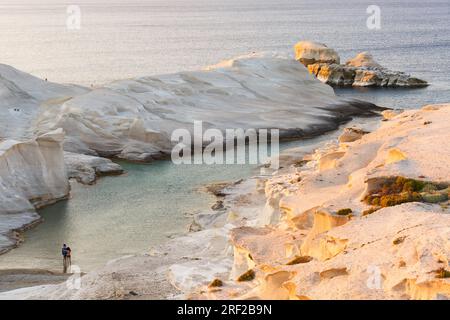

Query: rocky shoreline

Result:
[0,116,379,299]
[190,104,450,300]
[0,269,71,294]
[3,105,449,300]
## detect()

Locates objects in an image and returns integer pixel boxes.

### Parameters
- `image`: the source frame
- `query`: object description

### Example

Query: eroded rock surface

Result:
[1,53,382,162]
[64,152,123,185]
[196,104,450,300]
[0,64,88,141]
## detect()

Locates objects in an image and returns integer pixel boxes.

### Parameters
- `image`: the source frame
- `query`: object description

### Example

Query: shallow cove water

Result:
[0,160,259,272]
[0,128,354,272]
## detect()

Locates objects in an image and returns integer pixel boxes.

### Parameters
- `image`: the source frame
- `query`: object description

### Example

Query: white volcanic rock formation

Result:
[180,104,449,300]
[64,152,123,185]
[2,53,382,162]
[0,64,88,140]
[295,42,428,87]
[0,129,69,253]
[3,105,449,300]
[224,203,450,300]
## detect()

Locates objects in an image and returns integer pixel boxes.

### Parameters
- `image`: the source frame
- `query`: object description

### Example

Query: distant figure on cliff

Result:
[62,244,72,273]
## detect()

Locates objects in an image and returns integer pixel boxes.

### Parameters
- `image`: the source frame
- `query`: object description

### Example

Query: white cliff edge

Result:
[0,129,69,254]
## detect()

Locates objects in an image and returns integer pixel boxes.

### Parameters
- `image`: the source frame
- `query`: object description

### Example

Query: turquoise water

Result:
[0,160,258,271]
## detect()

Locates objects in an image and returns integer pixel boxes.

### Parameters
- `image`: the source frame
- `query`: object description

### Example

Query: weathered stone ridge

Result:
[1,54,382,163]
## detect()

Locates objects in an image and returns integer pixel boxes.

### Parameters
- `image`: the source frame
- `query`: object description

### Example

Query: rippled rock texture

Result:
[1,53,382,162]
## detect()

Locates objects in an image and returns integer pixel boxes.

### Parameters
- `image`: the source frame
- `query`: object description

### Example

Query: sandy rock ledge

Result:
[193,104,450,300]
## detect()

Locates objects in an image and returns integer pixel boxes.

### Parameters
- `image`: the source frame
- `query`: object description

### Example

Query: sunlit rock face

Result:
[346,52,382,69]
[229,203,450,300]
[199,104,450,300]
[294,41,340,66]
[0,129,69,253]
[295,42,428,88]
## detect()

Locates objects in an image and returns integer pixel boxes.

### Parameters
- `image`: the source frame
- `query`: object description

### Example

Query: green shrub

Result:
[336,208,353,216]
[364,177,447,208]
[237,269,255,282]
[421,192,448,203]
[421,183,438,193]
[362,207,380,216]
[436,268,450,279]
[208,278,224,288]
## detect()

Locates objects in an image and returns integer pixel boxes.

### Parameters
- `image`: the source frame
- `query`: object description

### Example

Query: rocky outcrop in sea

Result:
[295,41,428,87]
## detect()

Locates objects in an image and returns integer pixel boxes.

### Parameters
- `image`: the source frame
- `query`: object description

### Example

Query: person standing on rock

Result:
[66,246,72,268]
[62,244,71,273]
